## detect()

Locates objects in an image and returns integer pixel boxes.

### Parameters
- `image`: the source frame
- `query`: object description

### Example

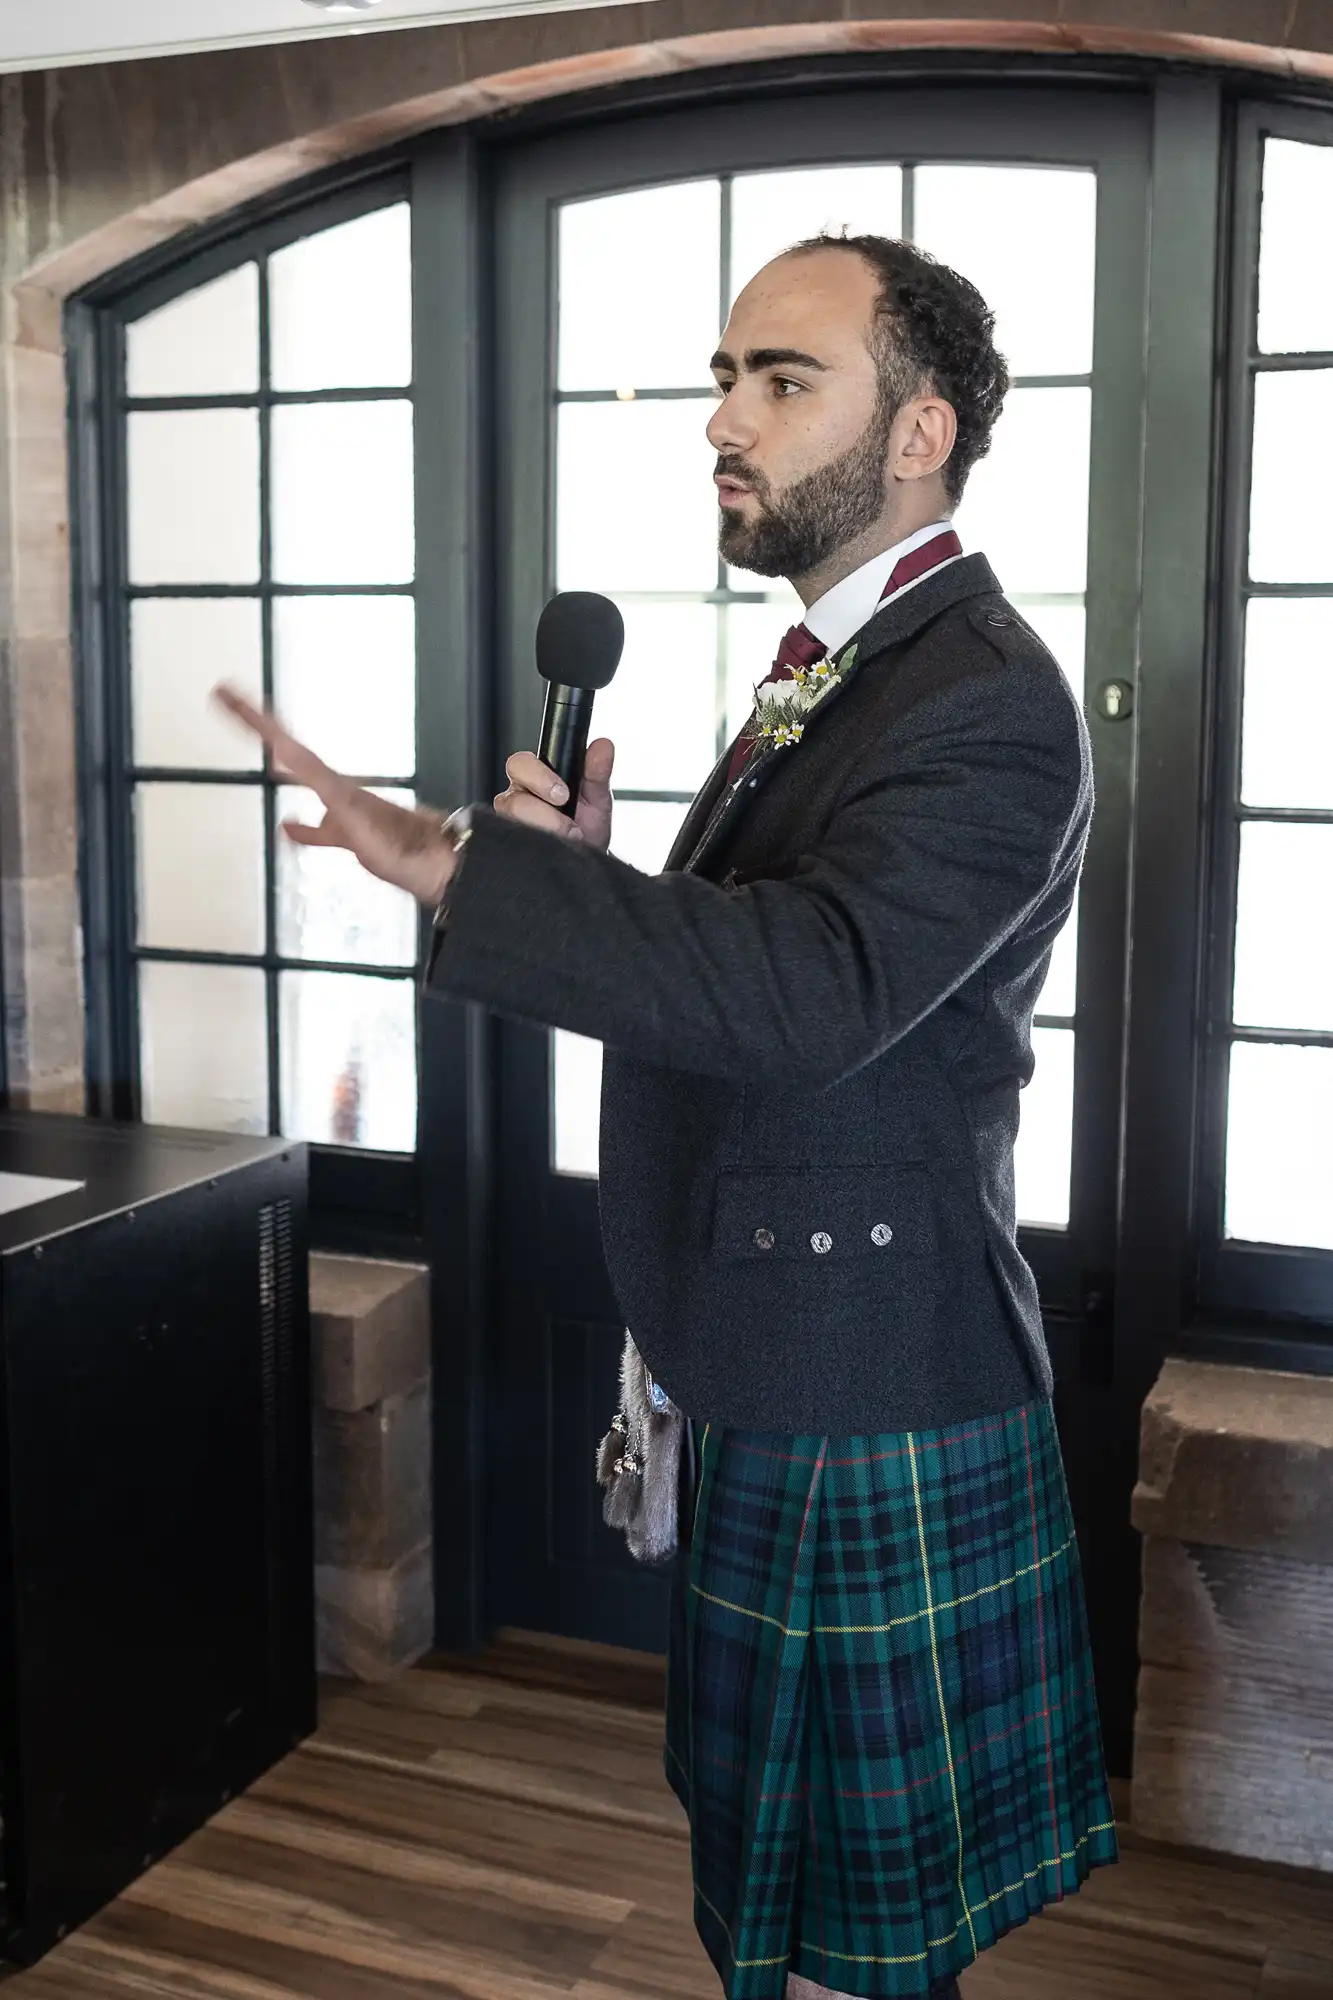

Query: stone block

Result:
[1133,1357,1333,1564]
[308,1252,429,1411]
[315,1541,433,1684]
[312,1378,431,1569]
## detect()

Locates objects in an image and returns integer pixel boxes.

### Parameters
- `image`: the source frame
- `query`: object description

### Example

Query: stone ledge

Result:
[309,1252,429,1412]
[315,1542,434,1684]
[312,1380,431,1570]
[1132,1357,1333,1564]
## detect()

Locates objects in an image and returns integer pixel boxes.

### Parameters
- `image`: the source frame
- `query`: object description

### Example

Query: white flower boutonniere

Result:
[752,641,859,750]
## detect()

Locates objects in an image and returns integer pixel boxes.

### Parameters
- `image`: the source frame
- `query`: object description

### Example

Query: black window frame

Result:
[1193,96,1333,1354]
[68,161,427,1246]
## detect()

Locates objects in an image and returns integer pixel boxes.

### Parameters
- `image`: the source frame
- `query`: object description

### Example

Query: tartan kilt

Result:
[663,1396,1118,2000]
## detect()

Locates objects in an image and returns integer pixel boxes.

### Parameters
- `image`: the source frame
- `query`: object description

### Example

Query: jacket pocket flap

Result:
[711,1166,939,1263]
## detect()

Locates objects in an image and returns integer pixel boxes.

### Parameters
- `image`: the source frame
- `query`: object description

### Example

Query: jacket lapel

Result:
[676,553,1002,878]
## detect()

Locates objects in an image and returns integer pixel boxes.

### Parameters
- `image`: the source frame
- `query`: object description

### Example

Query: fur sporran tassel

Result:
[594,1329,683,1566]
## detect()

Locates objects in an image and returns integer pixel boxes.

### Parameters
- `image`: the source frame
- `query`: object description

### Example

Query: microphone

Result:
[535,591,624,819]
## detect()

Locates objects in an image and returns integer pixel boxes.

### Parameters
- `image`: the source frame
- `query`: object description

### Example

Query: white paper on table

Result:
[0,1172,85,1216]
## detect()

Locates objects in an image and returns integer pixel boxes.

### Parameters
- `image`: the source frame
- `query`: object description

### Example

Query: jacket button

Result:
[870,1222,893,1247]
[985,609,1011,627]
[810,1231,833,1254]
[753,1226,775,1251]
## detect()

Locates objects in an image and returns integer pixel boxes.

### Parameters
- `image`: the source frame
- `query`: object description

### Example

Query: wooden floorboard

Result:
[4,1626,1332,1998]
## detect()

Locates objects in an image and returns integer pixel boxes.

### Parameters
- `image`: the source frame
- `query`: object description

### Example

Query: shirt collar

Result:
[802,520,961,657]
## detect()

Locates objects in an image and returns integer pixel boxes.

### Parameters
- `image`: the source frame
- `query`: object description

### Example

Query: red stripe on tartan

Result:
[1022,1403,1064,1897]
[758,1664,1096,1804]
[728,1409,1019,1470]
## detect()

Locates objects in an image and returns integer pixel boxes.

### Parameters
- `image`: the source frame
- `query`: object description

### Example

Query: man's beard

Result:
[717,406,894,579]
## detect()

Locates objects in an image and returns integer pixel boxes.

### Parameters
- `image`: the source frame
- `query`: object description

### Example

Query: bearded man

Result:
[222,233,1118,2000]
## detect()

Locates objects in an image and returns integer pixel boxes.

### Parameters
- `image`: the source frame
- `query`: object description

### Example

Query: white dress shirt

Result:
[800,518,962,659]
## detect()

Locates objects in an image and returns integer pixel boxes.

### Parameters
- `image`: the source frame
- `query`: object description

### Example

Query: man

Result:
[220,233,1117,2000]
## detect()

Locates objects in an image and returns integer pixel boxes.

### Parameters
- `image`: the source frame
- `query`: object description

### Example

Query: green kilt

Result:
[664,1396,1117,1999]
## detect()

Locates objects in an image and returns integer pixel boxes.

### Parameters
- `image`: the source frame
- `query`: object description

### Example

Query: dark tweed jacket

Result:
[427,553,1093,1432]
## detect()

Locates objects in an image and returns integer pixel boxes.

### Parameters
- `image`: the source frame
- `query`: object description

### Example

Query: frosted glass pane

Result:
[1233,823,1333,1032]
[914,167,1096,378]
[954,388,1089,595]
[139,961,268,1136]
[1249,371,1333,583]
[556,399,716,592]
[552,1028,602,1177]
[729,166,904,301]
[1037,889,1078,1020]
[725,596,805,736]
[131,598,263,771]
[279,970,416,1152]
[1015,1026,1074,1229]
[595,601,717,792]
[273,595,416,779]
[276,786,418,968]
[127,264,259,398]
[271,401,414,585]
[610,799,689,874]
[1225,1040,1333,1249]
[1257,140,1333,355]
[135,783,264,954]
[269,204,412,390]
[1241,599,1333,808]
[558,181,720,391]
[128,410,259,585]
[1015,602,1086,704]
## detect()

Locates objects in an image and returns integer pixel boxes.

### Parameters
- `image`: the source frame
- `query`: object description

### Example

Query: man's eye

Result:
[712,379,734,398]
[774,377,804,397]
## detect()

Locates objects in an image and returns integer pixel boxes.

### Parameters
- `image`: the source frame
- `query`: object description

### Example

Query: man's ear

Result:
[893,394,957,484]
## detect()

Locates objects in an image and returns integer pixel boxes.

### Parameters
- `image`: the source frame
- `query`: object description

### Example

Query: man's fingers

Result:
[579,737,616,800]
[213,683,356,808]
[281,818,348,849]
[505,749,568,806]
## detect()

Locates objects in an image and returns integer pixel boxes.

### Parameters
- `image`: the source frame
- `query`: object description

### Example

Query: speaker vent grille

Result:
[258,1200,293,1689]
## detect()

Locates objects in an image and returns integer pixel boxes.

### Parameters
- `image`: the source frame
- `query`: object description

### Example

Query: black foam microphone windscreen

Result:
[534,591,624,817]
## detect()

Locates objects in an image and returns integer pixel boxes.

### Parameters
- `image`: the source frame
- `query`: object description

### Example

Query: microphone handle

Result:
[537,683,596,819]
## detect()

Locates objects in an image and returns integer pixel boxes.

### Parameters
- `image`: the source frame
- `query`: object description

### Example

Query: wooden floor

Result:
[4,1629,1333,1999]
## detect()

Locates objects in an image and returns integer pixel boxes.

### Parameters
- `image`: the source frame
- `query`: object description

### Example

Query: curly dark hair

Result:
[785,233,1009,505]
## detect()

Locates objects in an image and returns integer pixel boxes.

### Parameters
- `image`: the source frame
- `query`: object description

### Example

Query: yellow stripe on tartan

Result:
[691,1529,1075,1638]
[699,1824,1119,1970]
[908,1432,979,1964]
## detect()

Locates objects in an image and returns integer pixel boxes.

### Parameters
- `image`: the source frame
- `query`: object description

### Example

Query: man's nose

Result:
[706,391,756,456]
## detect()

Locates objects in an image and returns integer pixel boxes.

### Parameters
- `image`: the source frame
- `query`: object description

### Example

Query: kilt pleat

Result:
[664,1396,1117,2000]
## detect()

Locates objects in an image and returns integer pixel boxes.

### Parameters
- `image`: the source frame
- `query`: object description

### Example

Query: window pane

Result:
[552,1029,602,1176]
[135,782,265,954]
[595,601,718,793]
[1249,371,1333,583]
[725,597,805,736]
[126,264,259,399]
[1037,889,1079,1020]
[128,409,260,585]
[610,799,689,875]
[1224,1040,1333,1250]
[914,167,1096,378]
[276,786,418,968]
[131,598,263,771]
[139,961,268,1135]
[279,971,417,1152]
[1257,139,1333,356]
[556,399,716,593]
[1015,602,1086,705]
[1241,598,1333,809]
[729,167,903,300]
[269,204,412,391]
[1233,822,1333,1032]
[273,595,416,779]
[1015,1026,1074,1229]
[270,401,415,586]
[953,387,1090,595]
[558,182,720,392]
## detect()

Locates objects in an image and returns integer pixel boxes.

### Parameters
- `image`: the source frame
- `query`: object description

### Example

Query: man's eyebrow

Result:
[709,346,830,375]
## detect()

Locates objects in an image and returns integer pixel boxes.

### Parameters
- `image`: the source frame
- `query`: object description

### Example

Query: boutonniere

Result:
[752,643,859,749]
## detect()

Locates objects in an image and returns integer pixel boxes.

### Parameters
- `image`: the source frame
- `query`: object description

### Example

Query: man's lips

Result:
[715,475,753,505]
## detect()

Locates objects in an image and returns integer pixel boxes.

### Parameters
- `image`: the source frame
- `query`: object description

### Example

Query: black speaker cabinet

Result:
[0,1111,315,1964]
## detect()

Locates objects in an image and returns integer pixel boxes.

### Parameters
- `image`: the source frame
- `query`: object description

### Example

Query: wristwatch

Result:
[430,804,473,936]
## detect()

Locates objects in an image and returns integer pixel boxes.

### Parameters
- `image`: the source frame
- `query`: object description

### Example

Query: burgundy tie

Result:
[724,530,963,788]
